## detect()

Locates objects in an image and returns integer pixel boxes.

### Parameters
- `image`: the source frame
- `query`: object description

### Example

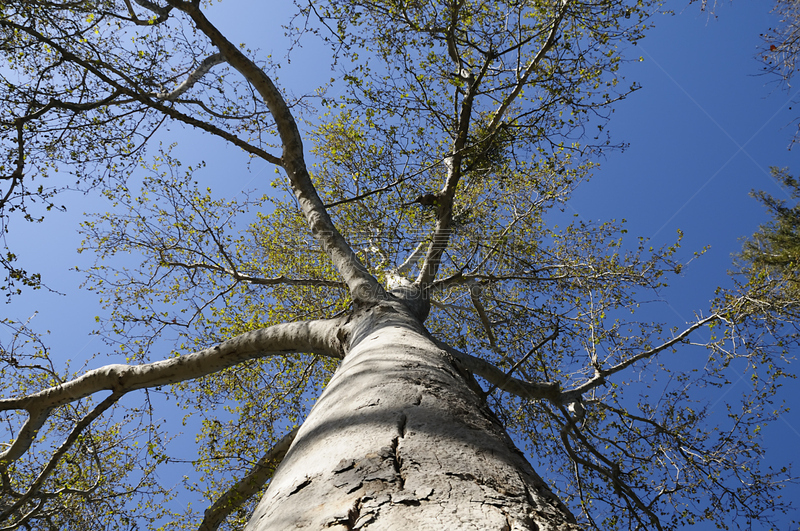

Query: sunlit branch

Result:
[562,314,721,401]
[171,1,384,302]
[198,428,298,531]
[444,0,466,67]
[153,53,225,101]
[401,243,428,276]
[0,319,345,464]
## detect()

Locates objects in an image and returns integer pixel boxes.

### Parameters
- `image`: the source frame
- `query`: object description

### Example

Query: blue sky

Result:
[3,1,799,527]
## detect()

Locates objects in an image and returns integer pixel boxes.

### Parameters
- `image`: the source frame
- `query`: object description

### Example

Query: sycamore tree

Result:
[0,1,794,530]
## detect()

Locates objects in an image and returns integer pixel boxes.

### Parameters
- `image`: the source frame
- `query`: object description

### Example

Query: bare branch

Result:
[163,258,346,289]
[414,52,494,288]
[555,406,664,531]
[323,176,408,209]
[0,18,285,168]
[562,314,721,401]
[485,1,570,135]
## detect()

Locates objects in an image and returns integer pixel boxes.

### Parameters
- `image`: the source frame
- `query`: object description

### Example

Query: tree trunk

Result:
[246,300,578,530]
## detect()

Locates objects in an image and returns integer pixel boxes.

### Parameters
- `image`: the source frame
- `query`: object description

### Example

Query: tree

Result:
[0,1,793,530]
[729,167,800,323]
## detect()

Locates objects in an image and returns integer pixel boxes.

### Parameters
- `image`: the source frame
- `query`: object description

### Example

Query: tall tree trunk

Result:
[246,300,578,530]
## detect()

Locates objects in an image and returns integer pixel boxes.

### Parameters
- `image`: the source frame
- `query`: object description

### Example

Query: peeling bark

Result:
[246,301,578,530]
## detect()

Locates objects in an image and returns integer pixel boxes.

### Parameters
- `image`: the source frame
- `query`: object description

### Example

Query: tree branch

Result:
[0,391,121,526]
[437,341,561,402]
[163,258,346,289]
[0,18,285,168]
[170,1,384,302]
[414,52,494,288]
[485,1,569,136]
[153,53,225,101]
[0,318,344,464]
[468,283,498,349]
[562,314,721,402]
[555,406,664,531]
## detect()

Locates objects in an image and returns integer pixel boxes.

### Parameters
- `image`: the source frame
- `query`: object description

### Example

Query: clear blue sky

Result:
[3,1,798,527]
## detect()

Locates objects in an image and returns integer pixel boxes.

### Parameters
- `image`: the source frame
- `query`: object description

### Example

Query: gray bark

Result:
[246,300,578,530]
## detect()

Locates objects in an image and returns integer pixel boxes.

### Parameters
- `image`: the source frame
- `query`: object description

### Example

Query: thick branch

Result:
[437,341,561,402]
[171,1,383,302]
[153,53,225,101]
[0,318,344,464]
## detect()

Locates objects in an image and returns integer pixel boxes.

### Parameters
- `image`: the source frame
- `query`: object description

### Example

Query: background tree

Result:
[724,167,800,355]
[742,169,800,283]
[0,1,794,530]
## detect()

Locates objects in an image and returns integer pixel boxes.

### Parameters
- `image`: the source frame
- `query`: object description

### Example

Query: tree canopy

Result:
[0,1,795,530]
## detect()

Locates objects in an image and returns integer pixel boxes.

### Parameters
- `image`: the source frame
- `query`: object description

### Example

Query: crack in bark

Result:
[287,477,311,496]
[389,436,405,490]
